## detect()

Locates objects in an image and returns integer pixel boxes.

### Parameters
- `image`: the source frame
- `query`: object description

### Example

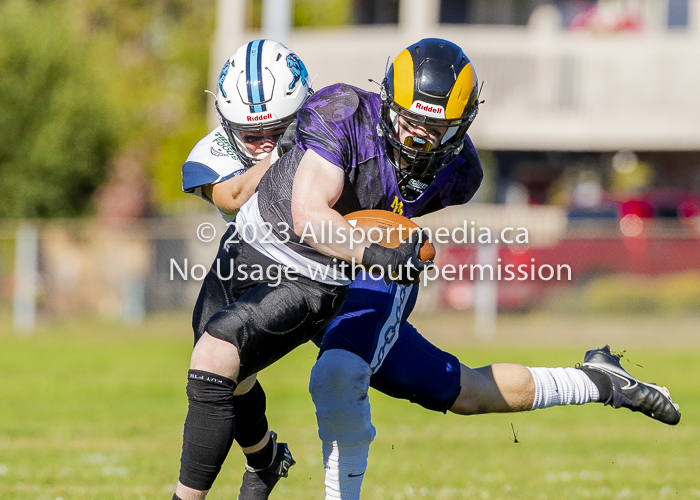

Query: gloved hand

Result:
[361,229,432,286]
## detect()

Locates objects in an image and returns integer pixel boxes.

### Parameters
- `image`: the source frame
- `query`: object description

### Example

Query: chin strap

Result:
[396,169,434,200]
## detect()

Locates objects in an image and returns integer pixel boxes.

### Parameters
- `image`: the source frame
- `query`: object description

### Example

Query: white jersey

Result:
[182,125,247,222]
[182,125,284,223]
[236,191,351,286]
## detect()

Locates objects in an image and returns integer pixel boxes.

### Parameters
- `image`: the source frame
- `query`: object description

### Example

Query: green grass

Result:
[0,313,698,499]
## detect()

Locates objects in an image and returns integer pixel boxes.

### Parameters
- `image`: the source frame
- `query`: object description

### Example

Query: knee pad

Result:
[179,370,236,491]
[309,349,375,445]
[233,380,269,448]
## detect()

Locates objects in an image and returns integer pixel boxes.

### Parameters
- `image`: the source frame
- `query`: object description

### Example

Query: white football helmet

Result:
[215,39,312,166]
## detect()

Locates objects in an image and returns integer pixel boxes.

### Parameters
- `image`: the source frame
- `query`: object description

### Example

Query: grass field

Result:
[0,311,698,499]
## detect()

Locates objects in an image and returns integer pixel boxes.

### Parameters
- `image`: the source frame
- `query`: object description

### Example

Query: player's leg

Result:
[224,275,346,500]
[188,236,296,500]
[450,347,679,423]
[177,360,294,500]
[174,236,243,500]
[371,325,680,424]
[233,375,295,500]
[176,264,347,500]
[370,325,543,415]
[174,328,240,500]
[450,362,585,414]
[310,349,374,500]
[309,274,417,500]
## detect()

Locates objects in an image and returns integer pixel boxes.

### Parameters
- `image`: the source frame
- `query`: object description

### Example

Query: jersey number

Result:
[391,196,404,215]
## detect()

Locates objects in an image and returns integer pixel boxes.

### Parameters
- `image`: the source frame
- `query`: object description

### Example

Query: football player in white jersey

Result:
[182,39,308,222]
[176,39,312,500]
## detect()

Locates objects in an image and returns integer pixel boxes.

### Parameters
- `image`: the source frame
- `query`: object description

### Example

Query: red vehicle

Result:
[438,191,700,310]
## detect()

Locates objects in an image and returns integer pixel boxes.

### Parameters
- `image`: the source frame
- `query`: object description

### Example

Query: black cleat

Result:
[237,431,296,500]
[580,345,681,425]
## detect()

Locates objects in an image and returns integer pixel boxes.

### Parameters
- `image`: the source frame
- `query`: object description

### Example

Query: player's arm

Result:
[202,154,273,215]
[291,149,426,286]
[291,149,369,263]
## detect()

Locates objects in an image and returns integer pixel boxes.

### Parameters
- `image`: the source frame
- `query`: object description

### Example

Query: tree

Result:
[0,0,118,218]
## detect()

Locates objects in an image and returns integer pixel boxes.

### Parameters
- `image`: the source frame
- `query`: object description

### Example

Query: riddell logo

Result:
[247,112,272,122]
[412,101,444,117]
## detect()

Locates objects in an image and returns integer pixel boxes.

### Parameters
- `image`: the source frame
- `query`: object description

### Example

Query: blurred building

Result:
[208,0,700,321]
[214,0,700,209]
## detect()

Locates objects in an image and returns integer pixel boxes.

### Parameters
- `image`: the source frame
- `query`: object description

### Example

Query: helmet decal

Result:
[286,53,308,91]
[246,111,274,123]
[410,101,445,118]
[217,60,230,99]
[246,40,267,113]
[445,62,477,119]
[391,49,414,110]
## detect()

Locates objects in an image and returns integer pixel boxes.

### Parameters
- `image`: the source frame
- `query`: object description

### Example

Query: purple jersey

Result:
[294,83,482,218]
[238,84,482,281]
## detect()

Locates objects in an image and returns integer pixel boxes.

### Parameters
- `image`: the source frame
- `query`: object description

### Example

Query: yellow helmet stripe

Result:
[392,49,415,109]
[445,62,477,119]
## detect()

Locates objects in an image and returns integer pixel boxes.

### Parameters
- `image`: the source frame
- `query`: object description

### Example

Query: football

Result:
[343,209,436,261]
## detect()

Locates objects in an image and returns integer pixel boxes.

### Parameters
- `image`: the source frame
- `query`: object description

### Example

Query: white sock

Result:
[527,366,600,410]
[322,441,369,500]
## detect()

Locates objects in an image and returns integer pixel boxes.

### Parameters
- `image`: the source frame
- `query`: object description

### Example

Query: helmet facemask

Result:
[379,81,478,198]
[215,101,296,167]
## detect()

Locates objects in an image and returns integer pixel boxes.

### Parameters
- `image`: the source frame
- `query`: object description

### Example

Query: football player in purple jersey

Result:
[173,38,680,500]
[299,39,680,500]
